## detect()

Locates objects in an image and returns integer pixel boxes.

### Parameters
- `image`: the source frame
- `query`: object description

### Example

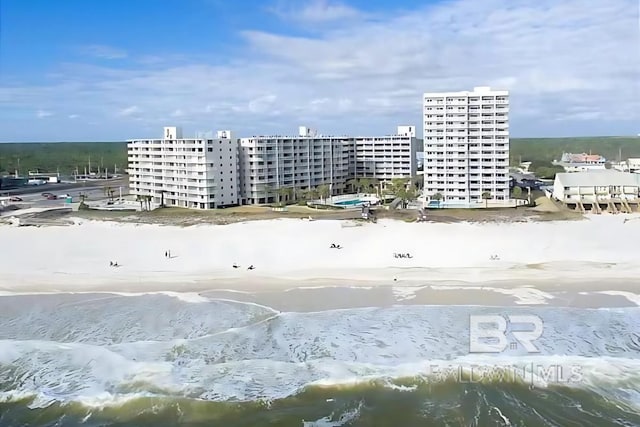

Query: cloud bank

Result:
[0,0,638,141]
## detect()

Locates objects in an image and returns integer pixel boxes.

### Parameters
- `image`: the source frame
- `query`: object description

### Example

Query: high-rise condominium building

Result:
[128,127,239,209]
[238,126,353,205]
[354,125,420,181]
[423,86,510,207]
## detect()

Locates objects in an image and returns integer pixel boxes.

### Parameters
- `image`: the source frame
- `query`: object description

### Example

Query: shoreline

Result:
[1,282,639,309]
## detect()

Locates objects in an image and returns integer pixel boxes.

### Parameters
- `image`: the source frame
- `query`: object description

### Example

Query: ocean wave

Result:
[1,374,639,427]
[2,355,640,406]
[1,305,639,408]
[0,294,277,345]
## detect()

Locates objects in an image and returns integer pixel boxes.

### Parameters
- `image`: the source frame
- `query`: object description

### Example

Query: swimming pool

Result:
[334,199,363,206]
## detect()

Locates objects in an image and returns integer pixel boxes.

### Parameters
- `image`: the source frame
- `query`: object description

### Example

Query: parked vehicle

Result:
[46,195,58,200]
[41,192,54,197]
[9,196,22,202]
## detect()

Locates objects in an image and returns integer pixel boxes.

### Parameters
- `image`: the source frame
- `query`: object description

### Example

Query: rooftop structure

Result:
[560,152,606,164]
[555,152,607,173]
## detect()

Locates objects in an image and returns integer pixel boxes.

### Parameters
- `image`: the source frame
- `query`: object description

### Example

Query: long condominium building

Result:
[128,126,420,209]
[238,126,353,205]
[423,86,510,207]
[128,127,239,209]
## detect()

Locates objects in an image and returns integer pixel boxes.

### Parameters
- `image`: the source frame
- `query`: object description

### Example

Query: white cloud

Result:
[36,110,53,118]
[68,114,79,119]
[271,0,362,23]
[1,0,638,140]
[78,44,127,59]
[117,105,142,117]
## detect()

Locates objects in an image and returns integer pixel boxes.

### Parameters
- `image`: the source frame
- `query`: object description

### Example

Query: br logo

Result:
[469,315,543,353]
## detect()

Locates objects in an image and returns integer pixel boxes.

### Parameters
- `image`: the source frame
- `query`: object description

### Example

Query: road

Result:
[2,178,129,208]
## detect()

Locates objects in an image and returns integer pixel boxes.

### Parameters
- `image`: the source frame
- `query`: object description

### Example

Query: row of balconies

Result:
[247,163,349,170]
[133,185,216,196]
[128,156,211,163]
[131,183,218,192]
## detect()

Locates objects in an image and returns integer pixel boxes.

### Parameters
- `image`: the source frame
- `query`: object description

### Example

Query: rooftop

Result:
[555,170,640,187]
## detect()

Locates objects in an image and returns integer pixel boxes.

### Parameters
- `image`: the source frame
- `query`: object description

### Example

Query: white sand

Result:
[0,215,639,296]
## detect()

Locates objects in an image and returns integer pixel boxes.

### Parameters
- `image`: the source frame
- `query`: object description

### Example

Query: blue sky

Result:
[1,0,638,141]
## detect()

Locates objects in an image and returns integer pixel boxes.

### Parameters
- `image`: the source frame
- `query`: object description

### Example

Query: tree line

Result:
[1,137,638,177]
[0,142,127,176]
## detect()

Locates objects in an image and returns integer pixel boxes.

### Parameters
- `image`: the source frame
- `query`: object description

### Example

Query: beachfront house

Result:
[552,171,640,204]
[554,152,607,173]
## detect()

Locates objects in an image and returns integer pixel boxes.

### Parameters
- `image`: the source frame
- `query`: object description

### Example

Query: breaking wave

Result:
[0,292,639,426]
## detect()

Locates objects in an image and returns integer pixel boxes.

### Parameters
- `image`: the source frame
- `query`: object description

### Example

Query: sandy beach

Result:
[0,214,639,307]
[1,215,639,424]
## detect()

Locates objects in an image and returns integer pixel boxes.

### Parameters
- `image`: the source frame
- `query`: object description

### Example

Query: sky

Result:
[0,0,638,142]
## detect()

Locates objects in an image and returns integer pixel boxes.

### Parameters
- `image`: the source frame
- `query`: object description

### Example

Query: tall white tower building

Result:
[423,86,510,207]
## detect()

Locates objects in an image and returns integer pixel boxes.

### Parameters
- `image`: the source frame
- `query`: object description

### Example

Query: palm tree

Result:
[347,178,361,193]
[159,190,166,207]
[261,184,273,204]
[103,186,112,200]
[303,187,319,203]
[359,178,372,194]
[482,191,492,208]
[317,184,331,204]
[136,195,143,211]
[432,192,443,207]
[512,186,523,199]
[284,187,293,202]
[385,178,417,208]
[276,187,293,206]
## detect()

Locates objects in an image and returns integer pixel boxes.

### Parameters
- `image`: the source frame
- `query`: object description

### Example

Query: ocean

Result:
[0,291,639,426]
